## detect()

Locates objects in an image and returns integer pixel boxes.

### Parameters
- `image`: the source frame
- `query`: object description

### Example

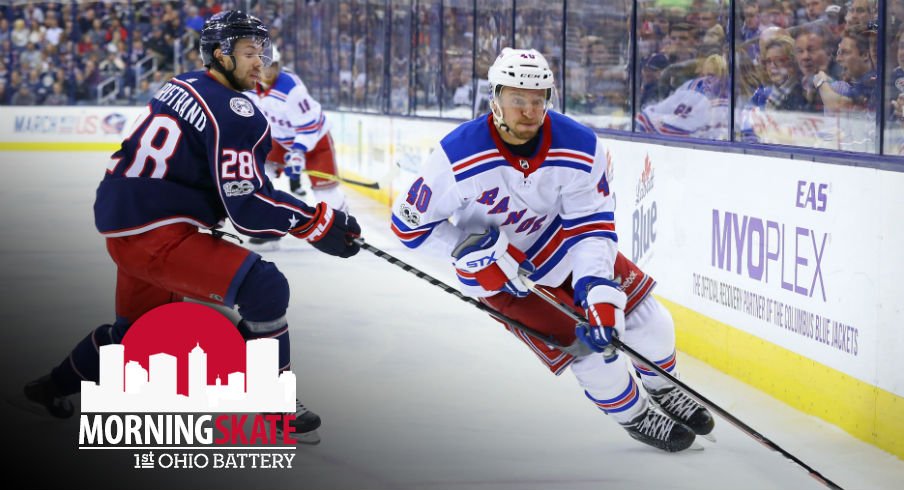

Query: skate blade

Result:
[688,441,705,451]
[248,242,281,252]
[701,432,717,443]
[288,430,321,445]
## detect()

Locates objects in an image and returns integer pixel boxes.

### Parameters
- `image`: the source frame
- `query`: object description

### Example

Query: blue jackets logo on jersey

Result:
[230,97,255,117]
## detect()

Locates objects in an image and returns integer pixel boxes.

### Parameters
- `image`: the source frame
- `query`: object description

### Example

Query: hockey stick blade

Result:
[303,169,380,189]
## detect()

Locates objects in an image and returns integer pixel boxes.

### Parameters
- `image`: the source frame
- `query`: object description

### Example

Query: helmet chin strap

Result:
[490,99,515,136]
[490,97,550,141]
[211,55,244,91]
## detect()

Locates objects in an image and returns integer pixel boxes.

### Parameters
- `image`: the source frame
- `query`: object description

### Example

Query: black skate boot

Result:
[289,178,307,198]
[620,405,696,452]
[272,399,322,445]
[23,374,74,419]
[649,386,715,438]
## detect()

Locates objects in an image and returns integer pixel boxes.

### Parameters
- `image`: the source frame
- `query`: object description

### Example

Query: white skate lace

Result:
[294,399,309,417]
[656,389,700,421]
[633,410,676,441]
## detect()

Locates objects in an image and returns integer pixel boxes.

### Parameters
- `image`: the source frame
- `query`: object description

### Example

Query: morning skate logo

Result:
[78,302,298,470]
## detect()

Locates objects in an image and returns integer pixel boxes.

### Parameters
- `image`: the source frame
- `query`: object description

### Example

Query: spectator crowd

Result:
[0,1,289,106]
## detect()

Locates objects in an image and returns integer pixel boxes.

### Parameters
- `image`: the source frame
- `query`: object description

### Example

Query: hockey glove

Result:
[452,228,535,297]
[284,150,306,175]
[290,202,361,258]
[575,284,626,359]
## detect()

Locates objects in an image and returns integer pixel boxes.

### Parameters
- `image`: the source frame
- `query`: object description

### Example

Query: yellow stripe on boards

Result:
[660,296,903,459]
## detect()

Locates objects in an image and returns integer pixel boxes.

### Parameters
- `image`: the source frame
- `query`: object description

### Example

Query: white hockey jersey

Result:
[391,111,618,299]
[245,70,331,153]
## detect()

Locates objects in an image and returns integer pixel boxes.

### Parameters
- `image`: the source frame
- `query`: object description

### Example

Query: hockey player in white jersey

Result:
[635,54,730,140]
[246,44,349,248]
[391,47,714,452]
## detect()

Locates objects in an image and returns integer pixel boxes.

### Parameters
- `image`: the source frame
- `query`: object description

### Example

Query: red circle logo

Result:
[121,303,246,396]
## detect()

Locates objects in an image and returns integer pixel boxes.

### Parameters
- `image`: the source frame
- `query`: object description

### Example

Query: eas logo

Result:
[78,303,300,470]
[796,180,828,212]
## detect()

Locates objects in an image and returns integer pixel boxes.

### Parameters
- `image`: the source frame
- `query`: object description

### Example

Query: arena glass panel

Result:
[884,0,904,155]
[412,0,443,117]
[275,0,296,77]
[337,0,369,111]
[389,0,412,116]
[564,0,631,131]
[635,0,729,141]
[296,1,322,102]
[475,0,514,117]
[513,0,563,113]
[364,0,388,113]
[734,0,879,153]
[441,0,475,119]
[312,0,341,107]
[4,0,904,163]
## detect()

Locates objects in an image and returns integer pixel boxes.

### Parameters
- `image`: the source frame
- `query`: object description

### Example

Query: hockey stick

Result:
[353,238,586,354]
[522,279,845,490]
[358,237,844,488]
[303,169,380,189]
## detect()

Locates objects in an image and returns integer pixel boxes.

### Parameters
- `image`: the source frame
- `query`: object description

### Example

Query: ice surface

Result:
[0,151,900,489]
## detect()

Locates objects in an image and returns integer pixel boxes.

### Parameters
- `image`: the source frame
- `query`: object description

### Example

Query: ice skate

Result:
[17,374,74,419]
[289,178,308,198]
[649,386,715,441]
[272,399,322,445]
[620,405,696,452]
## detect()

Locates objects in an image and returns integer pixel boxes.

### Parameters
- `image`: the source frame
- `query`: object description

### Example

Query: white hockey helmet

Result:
[487,48,555,137]
[488,47,555,98]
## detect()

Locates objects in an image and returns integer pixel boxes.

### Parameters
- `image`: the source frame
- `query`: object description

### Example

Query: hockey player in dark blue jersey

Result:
[21,10,360,443]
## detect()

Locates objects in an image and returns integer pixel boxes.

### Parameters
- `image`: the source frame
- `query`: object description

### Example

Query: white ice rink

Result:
[1,151,901,489]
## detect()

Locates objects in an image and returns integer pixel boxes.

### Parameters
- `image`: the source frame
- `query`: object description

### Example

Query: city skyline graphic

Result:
[81,338,296,413]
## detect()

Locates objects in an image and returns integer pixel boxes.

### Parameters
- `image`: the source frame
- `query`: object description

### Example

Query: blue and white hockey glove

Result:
[452,228,535,297]
[575,283,626,358]
[284,150,306,177]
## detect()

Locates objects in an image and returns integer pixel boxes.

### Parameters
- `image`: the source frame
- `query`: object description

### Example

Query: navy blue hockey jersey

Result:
[95,70,315,238]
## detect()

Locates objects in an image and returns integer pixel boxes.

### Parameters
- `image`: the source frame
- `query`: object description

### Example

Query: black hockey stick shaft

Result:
[526,283,844,490]
[354,239,565,348]
[304,169,380,189]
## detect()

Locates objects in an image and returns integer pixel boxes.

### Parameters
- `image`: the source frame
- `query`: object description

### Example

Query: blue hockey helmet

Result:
[199,10,272,67]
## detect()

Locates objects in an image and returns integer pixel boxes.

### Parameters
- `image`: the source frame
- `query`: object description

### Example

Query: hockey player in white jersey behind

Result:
[245,43,349,249]
[391,47,714,452]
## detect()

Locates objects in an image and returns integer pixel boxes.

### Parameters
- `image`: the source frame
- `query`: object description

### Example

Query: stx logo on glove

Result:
[452,228,535,297]
[466,252,498,268]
